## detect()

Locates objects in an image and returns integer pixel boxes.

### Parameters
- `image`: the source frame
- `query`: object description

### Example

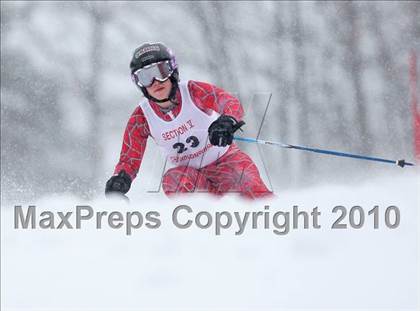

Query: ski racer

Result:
[105,42,271,199]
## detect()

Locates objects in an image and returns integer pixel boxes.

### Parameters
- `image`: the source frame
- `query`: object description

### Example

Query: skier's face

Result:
[146,79,172,105]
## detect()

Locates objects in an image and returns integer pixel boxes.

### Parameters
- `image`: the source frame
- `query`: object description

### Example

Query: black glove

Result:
[208,115,245,147]
[105,170,132,195]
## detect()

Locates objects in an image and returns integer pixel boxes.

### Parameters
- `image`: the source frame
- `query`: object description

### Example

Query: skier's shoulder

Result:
[187,80,229,103]
[187,80,220,93]
[127,103,147,125]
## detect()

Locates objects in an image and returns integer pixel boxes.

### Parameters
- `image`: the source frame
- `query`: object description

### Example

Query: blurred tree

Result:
[366,3,407,155]
[337,2,371,155]
[1,2,111,199]
[185,1,237,91]
[290,2,313,183]
[82,2,109,196]
[1,48,64,202]
[1,2,68,202]
[268,1,292,188]
[316,3,350,150]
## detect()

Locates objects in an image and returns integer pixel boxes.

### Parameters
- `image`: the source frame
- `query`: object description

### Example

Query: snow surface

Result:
[1,173,419,310]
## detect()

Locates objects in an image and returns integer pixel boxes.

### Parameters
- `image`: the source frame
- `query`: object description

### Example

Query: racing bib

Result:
[139,81,229,169]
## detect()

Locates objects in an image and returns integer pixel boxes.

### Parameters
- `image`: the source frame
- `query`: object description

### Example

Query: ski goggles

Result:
[132,60,173,88]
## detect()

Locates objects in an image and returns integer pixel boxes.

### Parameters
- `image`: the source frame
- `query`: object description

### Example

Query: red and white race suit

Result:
[114,80,272,199]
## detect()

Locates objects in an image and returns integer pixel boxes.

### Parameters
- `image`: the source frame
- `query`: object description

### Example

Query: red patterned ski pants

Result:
[162,144,272,199]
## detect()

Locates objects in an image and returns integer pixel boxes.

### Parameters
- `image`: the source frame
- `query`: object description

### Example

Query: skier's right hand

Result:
[208,115,245,147]
[105,170,132,195]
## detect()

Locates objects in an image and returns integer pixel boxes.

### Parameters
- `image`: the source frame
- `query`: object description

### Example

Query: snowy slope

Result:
[1,173,419,310]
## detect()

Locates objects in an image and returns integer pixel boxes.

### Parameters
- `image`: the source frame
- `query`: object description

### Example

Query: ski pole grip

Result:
[232,120,246,133]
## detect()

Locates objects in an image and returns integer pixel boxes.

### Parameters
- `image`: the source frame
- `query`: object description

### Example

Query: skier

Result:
[105,42,272,199]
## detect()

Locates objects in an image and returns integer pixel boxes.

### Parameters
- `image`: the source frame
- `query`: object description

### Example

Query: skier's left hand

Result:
[208,115,245,147]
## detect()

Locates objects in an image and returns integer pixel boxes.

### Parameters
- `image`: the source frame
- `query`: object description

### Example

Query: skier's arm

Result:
[188,80,245,146]
[113,106,150,180]
[187,80,244,121]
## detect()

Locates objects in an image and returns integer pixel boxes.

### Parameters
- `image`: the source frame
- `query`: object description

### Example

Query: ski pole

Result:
[233,136,415,168]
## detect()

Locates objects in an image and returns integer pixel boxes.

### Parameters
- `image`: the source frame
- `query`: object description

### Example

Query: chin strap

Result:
[159,102,178,113]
